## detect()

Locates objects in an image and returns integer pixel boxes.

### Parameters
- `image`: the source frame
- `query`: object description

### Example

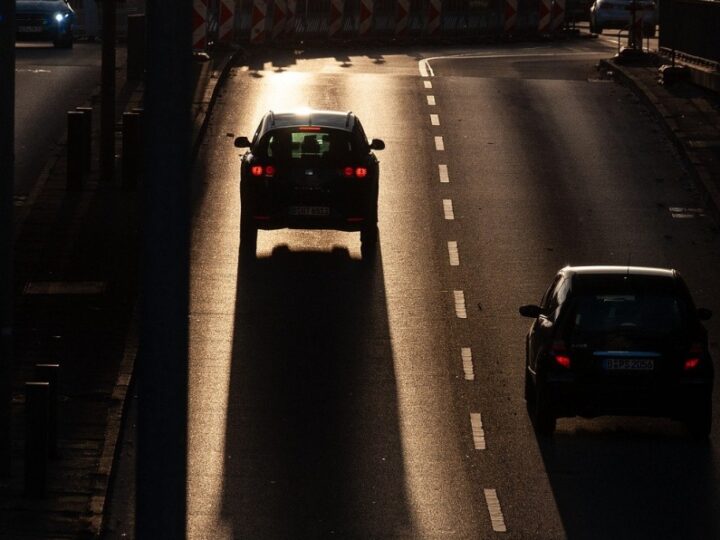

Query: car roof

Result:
[261,110,356,133]
[561,265,677,279]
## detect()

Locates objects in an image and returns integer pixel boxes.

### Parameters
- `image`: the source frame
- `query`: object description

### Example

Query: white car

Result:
[589,0,657,37]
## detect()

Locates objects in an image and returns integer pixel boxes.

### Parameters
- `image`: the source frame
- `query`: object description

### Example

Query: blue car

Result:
[16,0,75,48]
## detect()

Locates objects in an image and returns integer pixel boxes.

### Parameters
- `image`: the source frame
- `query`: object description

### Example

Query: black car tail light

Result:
[251,165,275,177]
[343,166,368,179]
[684,343,703,371]
[551,340,571,369]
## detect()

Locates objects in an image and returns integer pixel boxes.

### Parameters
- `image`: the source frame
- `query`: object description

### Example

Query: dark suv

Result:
[234,110,385,259]
[16,0,75,48]
[520,266,714,438]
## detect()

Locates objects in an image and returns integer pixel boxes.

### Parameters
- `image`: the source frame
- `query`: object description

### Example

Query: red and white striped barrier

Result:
[504,0,517,33]
[192,0,208,51]
[250,0,267,44]
[538,0,552,33]
[550,0,565,31]
[359,0,373,36]
[395,0,410,35]
[328,0,344,38]
[426,0,442,36]
[285,0,297,37]
[218,0,235,43]
[272,0,287,40]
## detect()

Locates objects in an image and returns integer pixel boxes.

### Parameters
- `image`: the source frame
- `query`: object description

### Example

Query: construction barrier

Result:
[193,0,208,50]
[504,0,518,32]
[538,0,552,33]
[251,0,268,43]
[426,0,442,35]
[272,0,288,40]
[218,0,236,43]
[396,0,410,35]
[359,0,374,36]
[550,0,565,32]
[285,0,298,37]
[328,0,345,37]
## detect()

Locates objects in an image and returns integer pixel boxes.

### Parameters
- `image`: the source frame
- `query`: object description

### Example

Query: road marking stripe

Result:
[430,114,440,126]
[438,164,449,183]
[435,136,444,151]
[471,413,485,449]
[484,489,507,532]
[454,290,467,318]
[424,80,432,89]
[443,199,454,220]
[448,241,459,266]
[427,95,436,106]
[462,347,474,380]
[418,59,434,77]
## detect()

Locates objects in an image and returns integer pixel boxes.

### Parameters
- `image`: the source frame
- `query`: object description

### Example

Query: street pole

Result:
[0,0,16,477]
[136,0,191,537]
[101,0,116,182]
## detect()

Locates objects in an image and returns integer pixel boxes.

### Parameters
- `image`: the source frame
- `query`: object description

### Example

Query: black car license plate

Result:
[289,206,330,217]
[603,358,654,371]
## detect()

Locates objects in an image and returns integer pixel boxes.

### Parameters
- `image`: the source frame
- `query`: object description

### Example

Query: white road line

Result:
[430,114,440,126]
[435,136,444,151]
[461,347,474,380]
[418,59,435,77]
[424,80,433,89]
[443,199,454,220]
[447,241,460,266]
[470,413,486,449]
[438,164,449,183]
[427,95,436,106]
[454,290,467,318]
[484,489,508,532]
[669,206,704,218]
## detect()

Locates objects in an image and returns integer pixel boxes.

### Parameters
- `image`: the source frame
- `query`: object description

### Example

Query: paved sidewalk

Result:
[601,53,720,223]
[0,43,239,539]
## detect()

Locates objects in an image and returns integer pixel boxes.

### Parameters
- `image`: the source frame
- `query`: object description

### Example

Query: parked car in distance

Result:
[234,109,385,259]
[520,266,713,438]
[589,0,656,37]
[16,0,75,48]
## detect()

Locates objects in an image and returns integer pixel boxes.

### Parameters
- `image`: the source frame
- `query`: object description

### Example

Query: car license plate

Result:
[289,206,330,217]
[603,358,654,371]
[19,26,44,33]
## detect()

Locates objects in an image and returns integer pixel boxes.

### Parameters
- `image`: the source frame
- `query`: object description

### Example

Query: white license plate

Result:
[603,358,654,371]
[19,26,44,33]
[289,206,330,216]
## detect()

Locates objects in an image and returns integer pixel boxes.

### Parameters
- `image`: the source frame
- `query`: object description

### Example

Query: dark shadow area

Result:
[221,244,414,537]
[538,426,720,539]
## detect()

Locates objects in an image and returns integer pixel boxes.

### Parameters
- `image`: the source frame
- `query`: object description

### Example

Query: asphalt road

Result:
[14,42,100,196]
[106,35,720,539]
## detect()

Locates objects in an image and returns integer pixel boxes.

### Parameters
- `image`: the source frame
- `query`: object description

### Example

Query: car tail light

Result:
[250,165,275,177]
[551,341,571,369]
[684,343,703,371]
[343,166,354,177]
[355,167,368,178]
[343,166,368,179]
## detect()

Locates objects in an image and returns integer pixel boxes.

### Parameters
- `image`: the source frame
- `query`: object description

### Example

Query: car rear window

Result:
[256,128,360,161]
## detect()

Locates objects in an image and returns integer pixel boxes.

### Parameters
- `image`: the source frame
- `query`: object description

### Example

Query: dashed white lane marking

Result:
[418,59,434,77]
[424,80,433,89]
[484,489,508,532]
[461,347,474,380]
[427,95,436,106]
[470,413,486,449]
[447,241,460,266]
[435,136,444,151]
[430,114,440,126]
[453,290,467,318]
[443,199,454,220]
[669,207,704,218]
[438,164,449,183]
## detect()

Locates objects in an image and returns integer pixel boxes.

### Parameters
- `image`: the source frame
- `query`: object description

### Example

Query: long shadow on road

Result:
[222,245,414,537]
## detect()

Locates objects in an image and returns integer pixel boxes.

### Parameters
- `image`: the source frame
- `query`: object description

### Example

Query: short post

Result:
[122,111,142,189]
[35,364,60,458]
[25,382,49,497]
[67,110,85,191]
[75,107,93,173]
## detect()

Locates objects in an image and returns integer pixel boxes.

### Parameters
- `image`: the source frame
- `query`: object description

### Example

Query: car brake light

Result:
[684,343,703,370]
[551,341,571,368]
[684,358,700,370]
[265,164,276,177]
[250,165,274,177]
[299,126,321,131]
[251,165,263,176]
[343,166,368,179]
[343,166,354,177]
[355,167,368,178]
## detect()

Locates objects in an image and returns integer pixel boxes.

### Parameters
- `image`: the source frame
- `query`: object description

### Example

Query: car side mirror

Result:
[697,308,713,321]
[234,136,251,148]
[519,305,542,318]
[369,139,385,151]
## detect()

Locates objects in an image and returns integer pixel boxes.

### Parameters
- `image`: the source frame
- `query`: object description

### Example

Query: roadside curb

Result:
[600,57,720,224]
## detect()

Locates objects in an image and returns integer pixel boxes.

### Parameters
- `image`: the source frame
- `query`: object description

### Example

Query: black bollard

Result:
[122,111,142,189]
[25,382,49,497]
[35,364,60,459]
[75,107,93,174]
[67,111,85,191]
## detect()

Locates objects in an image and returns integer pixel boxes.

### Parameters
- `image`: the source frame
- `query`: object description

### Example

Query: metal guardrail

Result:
[659,0,720,65]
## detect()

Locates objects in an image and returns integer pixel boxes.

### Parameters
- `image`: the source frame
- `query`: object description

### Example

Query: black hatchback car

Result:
[520,266,714,438]
[234,110,385,259]
[16,0,75,48]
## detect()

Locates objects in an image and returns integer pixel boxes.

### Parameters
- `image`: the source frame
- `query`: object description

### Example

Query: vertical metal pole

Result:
[0,0,16,478]
[101,0,116,183]
[137,0,191,537]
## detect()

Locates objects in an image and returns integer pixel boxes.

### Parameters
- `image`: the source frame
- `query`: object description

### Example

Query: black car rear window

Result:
[256,128,360,161]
